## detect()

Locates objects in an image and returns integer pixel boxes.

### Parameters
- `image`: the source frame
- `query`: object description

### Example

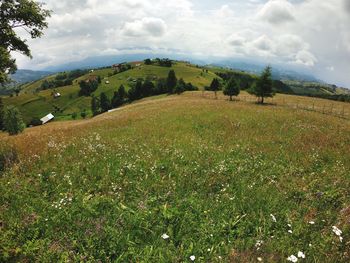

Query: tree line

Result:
[90,70,198,116]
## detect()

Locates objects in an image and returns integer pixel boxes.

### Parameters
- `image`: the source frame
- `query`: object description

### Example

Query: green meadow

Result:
[1,93,349,262]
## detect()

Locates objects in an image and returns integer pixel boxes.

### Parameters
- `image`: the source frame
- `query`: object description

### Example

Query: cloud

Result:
[12,0,350,87]
[258,0,295,24]
[121,17,167,37]
[295,50,317,66]
[345,0,350,13]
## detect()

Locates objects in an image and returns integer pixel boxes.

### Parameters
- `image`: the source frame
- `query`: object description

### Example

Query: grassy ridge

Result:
[2,62,218,123]
[1,94,349,262]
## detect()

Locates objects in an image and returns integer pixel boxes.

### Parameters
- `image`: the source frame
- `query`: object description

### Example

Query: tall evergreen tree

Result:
[3,106,25,135]
[0,97,4,131]
[91,96,100,116]
[100,92,110,113]
[209,78,221,99]
[248,66,275,104]
[112,91,123,108]
[142,79,155,97]
[223,78,240,101]
[166,70,177,94]
[117,85,127,101]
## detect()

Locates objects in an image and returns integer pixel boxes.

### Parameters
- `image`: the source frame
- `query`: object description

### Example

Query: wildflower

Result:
[287,255,298,262]
[255,240,264,250]
[297,251,305,259]
[257,257,263,262]
[161,233,170,240]
[332,226,342,236]
[270,214,277,222]
[190,255,196,261]
[288,230,293,234]
[308,221,315,225]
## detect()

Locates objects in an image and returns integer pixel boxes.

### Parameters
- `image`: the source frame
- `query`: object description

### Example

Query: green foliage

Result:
[0,0,51,84]
[144,58,152,65]
[79,79,99,96]
[91,96,100,116]
[80,110,87,119]
[248,66,275,104]
[29,117,42,127]
[208,78,221,98]
[167,70,178,94]
[223,78,240,101]
[100,92,110,113]
[3,105,25,135]
[71,112,77,119]
[175,78,186,95]
[0,97,4,130]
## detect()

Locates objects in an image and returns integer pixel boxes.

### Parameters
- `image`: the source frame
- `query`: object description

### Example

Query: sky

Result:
[14,0,350,87]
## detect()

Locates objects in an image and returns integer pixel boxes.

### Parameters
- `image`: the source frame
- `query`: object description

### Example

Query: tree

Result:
[79,79,98,96]
[128,80,143,101]
[0,0,51,85]
[174,78,186,95]
[80,110,87,119]
[223,78,240,101]
[100,92,110,113]
[91,96,100,116]
[209,78,221,99]
[141,79,155,97]
[0,97,4,130]
[166,70,177,94]
[144,58,152,65]
[71,112,77,120]
[117,84,127,101]
[111,91,123,108]
[248,66,275,104]
[3,105,25,135]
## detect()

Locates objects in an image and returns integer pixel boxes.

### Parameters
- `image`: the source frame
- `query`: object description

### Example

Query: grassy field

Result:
[1,92,349,262]
[1,62,218,123]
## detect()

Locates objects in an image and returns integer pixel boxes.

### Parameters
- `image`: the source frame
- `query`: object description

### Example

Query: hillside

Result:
[1,93,349,262]
[1,61,218,123]
[1,60,349,125]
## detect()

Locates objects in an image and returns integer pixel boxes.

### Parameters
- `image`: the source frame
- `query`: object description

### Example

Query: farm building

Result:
[53,92,61,98]
[40,113,54,125]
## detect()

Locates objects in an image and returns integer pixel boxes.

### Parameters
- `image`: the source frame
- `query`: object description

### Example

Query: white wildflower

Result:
[332,226,342,236]
[257,257,263,262]
[287,255,298,262]
[288,230,293,234]
[297,251,305,259]
[161,233,169,240]
[270,214,277,222]
[308,221,315,225]
[190,255,196,261]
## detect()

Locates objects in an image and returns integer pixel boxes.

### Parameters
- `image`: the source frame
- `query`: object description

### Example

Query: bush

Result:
[0,144,18,173]
[3,106,26,135]
[29,117,42,127]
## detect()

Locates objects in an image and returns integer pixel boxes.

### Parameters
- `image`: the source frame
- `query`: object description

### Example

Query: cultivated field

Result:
[1,93,350,262]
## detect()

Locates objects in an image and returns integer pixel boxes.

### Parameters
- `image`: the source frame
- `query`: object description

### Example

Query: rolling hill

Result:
[1,60,349,125]
[1,93,349,262]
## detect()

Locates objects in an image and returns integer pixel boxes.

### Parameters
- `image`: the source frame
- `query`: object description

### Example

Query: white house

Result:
[53,92,61,98]
[40,113,54,125]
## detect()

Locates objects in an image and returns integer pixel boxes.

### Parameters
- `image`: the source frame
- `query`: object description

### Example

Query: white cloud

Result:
[12,0,350,87]
[121,17,167,37]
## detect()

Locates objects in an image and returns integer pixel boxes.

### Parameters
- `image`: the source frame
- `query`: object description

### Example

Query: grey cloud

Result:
[258,0,295,24]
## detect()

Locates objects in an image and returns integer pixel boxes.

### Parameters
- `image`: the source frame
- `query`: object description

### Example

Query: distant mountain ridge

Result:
[11,69,52,84]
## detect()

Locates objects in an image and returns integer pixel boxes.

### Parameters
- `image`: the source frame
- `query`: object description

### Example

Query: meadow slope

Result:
[1,93,350,262]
